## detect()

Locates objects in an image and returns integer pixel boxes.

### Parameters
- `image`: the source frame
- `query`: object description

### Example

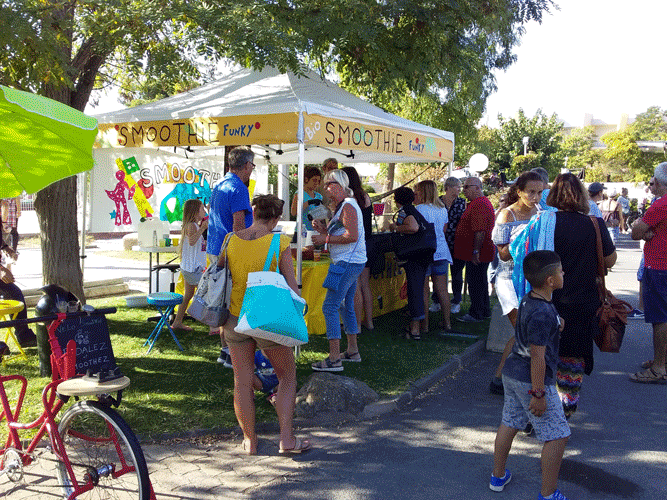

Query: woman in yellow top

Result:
[220,194,311,455]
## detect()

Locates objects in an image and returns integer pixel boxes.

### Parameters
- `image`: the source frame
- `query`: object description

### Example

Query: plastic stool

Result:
[145,292,184,354]
[0,300,28,364]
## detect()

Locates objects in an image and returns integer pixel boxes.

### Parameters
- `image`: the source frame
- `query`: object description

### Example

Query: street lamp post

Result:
[523,136,529,155]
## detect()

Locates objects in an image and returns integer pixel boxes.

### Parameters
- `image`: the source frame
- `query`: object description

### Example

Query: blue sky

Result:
[481,0,666,128]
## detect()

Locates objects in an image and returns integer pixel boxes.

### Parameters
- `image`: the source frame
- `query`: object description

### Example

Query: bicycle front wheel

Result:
[56,400,150,499]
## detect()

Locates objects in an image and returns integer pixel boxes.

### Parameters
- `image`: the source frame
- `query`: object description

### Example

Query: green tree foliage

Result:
[601,106,667,182]
[632,106,667,141]
[601,129,653,182]
[560,125,603,174]
[0,0,555,296]
[454,125,496,168]
[488,109,564,179]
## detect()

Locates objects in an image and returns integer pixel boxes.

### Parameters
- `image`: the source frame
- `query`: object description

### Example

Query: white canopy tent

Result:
[94,67,455,283]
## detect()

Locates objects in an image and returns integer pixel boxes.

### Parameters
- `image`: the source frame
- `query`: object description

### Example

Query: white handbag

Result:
[187,233,233,327]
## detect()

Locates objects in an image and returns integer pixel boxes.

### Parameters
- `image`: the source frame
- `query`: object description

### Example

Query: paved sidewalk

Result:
[2,233,666,499]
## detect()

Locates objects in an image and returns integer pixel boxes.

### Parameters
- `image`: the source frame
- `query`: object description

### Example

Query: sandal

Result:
[340,351,362,362]
[403,328,421,341]
[311,357,343,372]
[629,367,667,384]
[640,360,667,370]
[279,437,311,455]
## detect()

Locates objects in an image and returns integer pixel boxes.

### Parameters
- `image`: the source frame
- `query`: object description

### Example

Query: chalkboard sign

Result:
[54,314,121,380]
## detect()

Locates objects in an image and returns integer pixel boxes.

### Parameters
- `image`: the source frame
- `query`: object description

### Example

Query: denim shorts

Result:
[426,259,449,277]
[181,268,203,286]
[643,267,667,324]
[501,375,571,442]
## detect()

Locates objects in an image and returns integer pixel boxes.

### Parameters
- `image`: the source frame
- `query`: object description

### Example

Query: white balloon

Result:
[468,153,489,172]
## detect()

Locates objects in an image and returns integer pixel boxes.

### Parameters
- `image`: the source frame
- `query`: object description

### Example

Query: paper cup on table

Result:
[304,230,315,247]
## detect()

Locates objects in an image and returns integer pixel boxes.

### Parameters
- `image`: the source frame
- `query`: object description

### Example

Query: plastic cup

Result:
[56,301,68,313]
[165,238,171,247]
[68,300,79,313]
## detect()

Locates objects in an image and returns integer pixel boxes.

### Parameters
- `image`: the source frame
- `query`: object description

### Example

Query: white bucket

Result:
[151,268,179,292]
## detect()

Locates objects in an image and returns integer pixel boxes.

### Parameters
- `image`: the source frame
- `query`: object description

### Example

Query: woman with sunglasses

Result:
[311,170,367,372]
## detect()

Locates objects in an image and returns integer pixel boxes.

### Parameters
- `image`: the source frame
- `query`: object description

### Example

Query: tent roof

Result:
[95,67,454,164]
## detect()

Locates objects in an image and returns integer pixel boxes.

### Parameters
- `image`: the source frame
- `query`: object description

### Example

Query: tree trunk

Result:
[31,5,88,302]
[34,175,85,302]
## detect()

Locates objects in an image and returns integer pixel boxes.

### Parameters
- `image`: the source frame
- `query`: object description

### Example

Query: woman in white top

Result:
[415,180,453,332]
[311,170,367,372]
[489,171,543,394]
[172,199,208,330]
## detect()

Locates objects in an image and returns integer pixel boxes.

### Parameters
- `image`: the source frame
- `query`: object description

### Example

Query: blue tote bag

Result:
[234,234,309,346]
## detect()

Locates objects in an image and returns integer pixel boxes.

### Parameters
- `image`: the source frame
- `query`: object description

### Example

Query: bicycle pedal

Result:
[2,449,24,482]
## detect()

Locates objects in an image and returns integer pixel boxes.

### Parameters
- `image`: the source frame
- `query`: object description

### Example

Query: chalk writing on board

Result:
[55,315,120,377]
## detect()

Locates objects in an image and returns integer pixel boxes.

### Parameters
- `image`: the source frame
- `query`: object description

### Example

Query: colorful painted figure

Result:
[106,170,136,225]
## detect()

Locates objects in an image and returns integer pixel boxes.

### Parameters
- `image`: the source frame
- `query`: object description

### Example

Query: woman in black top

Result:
[546,173,617,417]
[441,177,466,312]
[341,166,374,331]
[389,186,433,340]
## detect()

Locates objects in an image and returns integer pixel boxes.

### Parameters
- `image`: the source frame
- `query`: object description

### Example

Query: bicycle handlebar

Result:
[0,307,117,329]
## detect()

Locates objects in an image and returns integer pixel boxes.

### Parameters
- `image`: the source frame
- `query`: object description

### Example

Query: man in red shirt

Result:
[631,162,667,383]
[453,177,495,322]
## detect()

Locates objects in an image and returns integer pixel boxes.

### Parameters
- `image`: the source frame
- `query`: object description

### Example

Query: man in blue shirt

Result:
[207,147,255,365]
[207,147,255,257]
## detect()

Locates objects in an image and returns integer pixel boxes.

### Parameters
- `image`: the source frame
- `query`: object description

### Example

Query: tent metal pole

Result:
[294,140,306,359]
[296,143,305,290]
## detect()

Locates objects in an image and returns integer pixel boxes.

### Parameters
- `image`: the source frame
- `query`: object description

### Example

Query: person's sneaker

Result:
[217,350,233,368]
[489,469,512,492]
[456,313,482,323]
[523,422,534,435]
[450,302,461,314]
[627,308,644,319]
[538,488,569,500]
[489,376,504,395]
[429,302,441,312]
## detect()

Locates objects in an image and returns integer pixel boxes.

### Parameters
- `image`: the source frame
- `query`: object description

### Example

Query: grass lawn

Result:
[0,295,489,442]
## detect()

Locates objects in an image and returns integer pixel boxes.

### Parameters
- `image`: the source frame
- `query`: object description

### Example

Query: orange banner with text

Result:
[303,114,453,162]
[98,114,300,148]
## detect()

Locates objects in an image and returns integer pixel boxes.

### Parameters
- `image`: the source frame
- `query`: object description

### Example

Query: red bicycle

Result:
[0,307,154,499]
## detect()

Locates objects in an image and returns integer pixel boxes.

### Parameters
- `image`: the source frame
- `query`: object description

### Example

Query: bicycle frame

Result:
[0,308,151,499]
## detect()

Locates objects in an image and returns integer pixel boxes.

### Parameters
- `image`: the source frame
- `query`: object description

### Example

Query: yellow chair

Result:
[0,299,28,364]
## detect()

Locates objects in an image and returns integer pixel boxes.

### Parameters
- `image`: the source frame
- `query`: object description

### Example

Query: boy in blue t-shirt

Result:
[490,250,572,500]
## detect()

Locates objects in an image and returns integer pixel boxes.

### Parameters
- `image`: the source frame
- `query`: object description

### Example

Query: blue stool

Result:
[145,292,184,354]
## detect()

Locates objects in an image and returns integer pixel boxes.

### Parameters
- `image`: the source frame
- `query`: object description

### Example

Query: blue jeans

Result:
[323,262,365,340]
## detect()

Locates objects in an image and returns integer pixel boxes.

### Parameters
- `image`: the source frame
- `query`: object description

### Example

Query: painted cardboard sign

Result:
[101,155,219,227]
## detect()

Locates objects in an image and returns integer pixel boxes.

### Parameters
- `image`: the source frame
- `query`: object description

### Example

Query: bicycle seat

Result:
[57,375,131,397]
